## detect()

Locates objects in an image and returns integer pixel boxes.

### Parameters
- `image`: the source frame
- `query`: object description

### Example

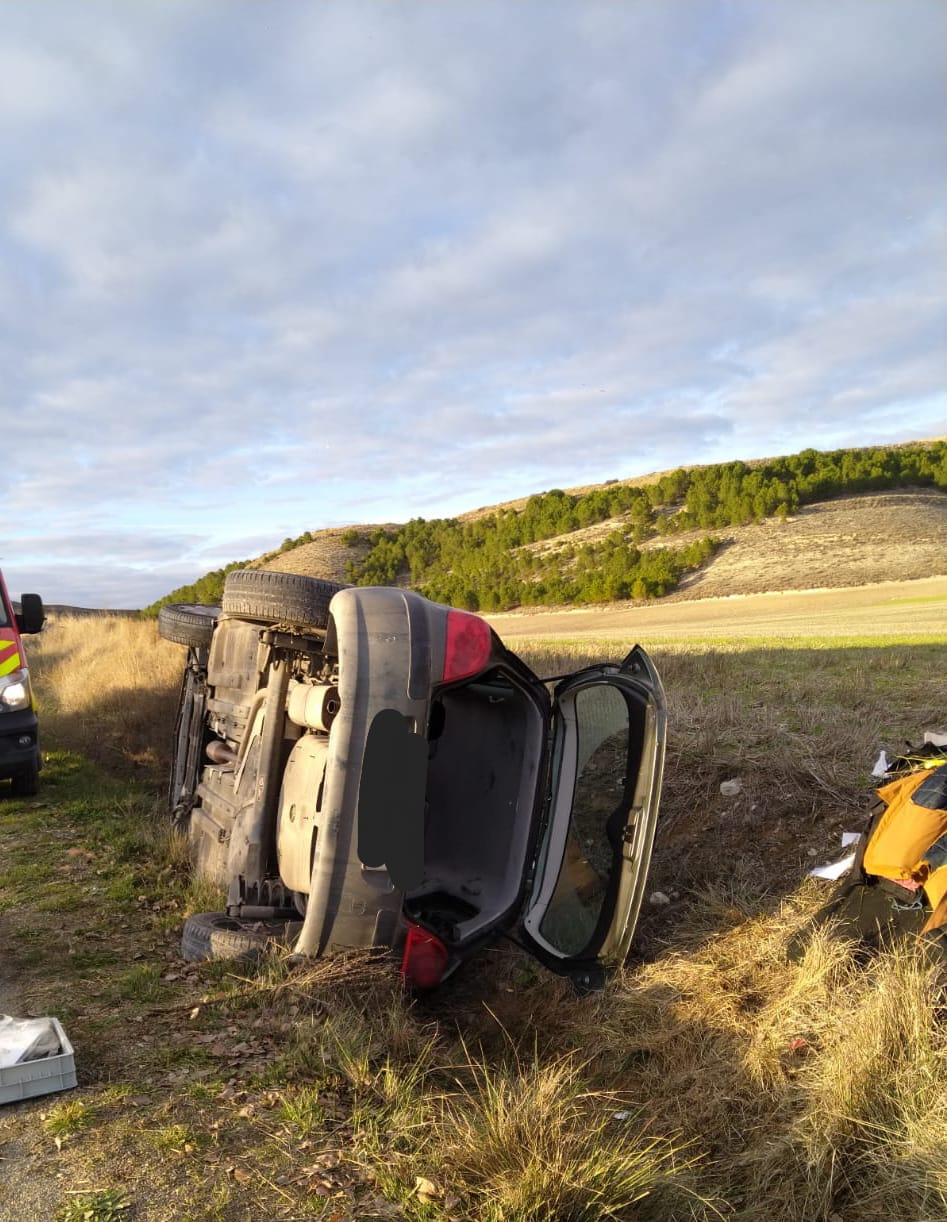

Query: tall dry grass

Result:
[26,613,183,778]
[589,896,947,1219]
[241,888,945,1218]
[23,618,947,1217]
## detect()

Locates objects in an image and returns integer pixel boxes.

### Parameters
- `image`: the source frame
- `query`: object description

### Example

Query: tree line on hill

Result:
[143,441,946,615]
[341,515,720,610]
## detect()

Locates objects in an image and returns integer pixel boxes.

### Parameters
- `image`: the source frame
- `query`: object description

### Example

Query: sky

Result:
[1,1,945,608]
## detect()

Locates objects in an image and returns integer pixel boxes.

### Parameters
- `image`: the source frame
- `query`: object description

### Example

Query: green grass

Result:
[143,1123,203,1154]
[115,964,164,1003]
[277,1086,327,1138]
[57,1189,132,1221]
[43,1100,96,1139]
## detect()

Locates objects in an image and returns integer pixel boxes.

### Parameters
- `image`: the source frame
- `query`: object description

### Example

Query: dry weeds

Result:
[3,618,946,1219]
[26,613,182,779]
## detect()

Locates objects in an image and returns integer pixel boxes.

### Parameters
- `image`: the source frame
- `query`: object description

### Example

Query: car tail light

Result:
[443,610,492,684]
[400,923,449,989]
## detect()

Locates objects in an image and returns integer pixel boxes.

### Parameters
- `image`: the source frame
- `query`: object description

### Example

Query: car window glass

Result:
[538,685,629,956]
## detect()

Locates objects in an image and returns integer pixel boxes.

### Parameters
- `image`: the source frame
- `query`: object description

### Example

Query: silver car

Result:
[160,570,666,989]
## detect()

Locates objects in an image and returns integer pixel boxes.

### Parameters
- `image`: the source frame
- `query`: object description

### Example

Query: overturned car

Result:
[159,570,666,988]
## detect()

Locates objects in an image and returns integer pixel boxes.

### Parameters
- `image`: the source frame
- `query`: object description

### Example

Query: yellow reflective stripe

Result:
[0,651,21,678]
[0,639,15,654]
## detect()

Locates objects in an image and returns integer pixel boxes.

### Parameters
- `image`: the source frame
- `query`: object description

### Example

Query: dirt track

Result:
[486,575,947,643]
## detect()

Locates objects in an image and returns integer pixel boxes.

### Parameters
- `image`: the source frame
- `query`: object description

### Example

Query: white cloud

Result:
[0,0,944,605]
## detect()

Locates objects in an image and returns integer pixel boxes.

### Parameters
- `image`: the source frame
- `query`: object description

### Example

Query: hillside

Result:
[250,524,400,586]
[663,488,947,599]
[145,441,947,613]
[252,488,947,603]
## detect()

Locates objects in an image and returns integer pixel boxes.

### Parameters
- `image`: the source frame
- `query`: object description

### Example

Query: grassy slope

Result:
[1,616,946,1220]
[258,489,947,602]
[141,440,946,613]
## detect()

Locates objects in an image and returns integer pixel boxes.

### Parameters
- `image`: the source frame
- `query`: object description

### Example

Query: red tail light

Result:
[443,610,492,684]
[400,923,449,989]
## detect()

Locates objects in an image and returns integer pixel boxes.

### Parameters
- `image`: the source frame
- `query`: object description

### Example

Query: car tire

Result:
[158,604,221,648]
[168,661,209,826]
[181,911,303,962]
[221,570,345,631]
[10,761,39,798]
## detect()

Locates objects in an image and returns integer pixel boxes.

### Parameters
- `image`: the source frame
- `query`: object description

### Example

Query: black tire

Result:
[159,604,220,648]
[168,658,209,826]
[221,570,344,631]
[10,761,39,798]
[181,911,303,962]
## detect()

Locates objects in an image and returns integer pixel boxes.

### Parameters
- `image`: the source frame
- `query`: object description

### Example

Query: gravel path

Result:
[0,909,66,1219]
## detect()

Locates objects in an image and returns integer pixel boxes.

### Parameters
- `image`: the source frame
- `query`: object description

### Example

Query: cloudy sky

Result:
[2,1,945,608]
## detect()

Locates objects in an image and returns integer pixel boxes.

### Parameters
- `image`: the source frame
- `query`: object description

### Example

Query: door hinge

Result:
[622,809,642,842]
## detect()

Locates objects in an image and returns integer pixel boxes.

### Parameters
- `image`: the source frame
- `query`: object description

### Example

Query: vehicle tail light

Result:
[400,923,449,989]
[443,610,492,684]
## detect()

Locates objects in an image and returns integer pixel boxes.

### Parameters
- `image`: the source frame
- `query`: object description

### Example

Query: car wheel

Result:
[221,570,345,631]
[158,603,221,648]
[181,911,303,962]
[10,761,39,798]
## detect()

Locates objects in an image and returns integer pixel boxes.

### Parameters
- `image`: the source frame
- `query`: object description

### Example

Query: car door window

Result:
[537,685,629,957]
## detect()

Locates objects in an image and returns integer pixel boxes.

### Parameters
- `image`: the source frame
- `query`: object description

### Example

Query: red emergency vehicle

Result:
[0,569,44,796]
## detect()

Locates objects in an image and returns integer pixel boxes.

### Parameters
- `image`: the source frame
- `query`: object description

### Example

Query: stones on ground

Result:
[719,778,743,797]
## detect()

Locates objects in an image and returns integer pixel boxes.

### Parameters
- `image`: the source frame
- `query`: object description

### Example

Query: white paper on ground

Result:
[809,851,857,881]
[871,750,889,778]
[923,730,947,747]
[0,1015,62,1067]
[808,831,863,881]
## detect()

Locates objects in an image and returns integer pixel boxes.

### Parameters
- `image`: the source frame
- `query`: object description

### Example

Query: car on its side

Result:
[160,569,666,989]
[0,569,44,797]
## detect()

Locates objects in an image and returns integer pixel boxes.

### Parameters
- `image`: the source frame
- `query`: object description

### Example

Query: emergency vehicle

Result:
[0,569,44,796]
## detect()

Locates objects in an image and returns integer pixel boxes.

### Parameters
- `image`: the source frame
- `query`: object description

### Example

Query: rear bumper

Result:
[295,588,437,956]
[0,708,40,779]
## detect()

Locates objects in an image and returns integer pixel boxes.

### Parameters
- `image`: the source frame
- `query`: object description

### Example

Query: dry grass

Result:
[589,898,947,1219]
[209,889,946,1219]
[431,1050,697,1221]
[26,613,183,779]
[7,617,947,1218]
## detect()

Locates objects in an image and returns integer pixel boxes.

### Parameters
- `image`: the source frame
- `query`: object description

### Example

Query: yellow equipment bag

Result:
[863,766,947,884]
[790,753,947,958]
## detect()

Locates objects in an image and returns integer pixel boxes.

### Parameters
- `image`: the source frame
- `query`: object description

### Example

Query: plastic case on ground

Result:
[0,1018,77,1104]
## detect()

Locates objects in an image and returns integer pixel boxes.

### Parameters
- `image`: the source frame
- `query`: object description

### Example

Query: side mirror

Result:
[16,593,45,635]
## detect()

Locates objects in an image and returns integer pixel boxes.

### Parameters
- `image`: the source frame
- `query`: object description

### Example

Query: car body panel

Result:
[520,647,666,983]
[294,588,439,955]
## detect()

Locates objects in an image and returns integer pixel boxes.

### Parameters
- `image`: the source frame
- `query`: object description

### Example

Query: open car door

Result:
[519,646,666,989]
